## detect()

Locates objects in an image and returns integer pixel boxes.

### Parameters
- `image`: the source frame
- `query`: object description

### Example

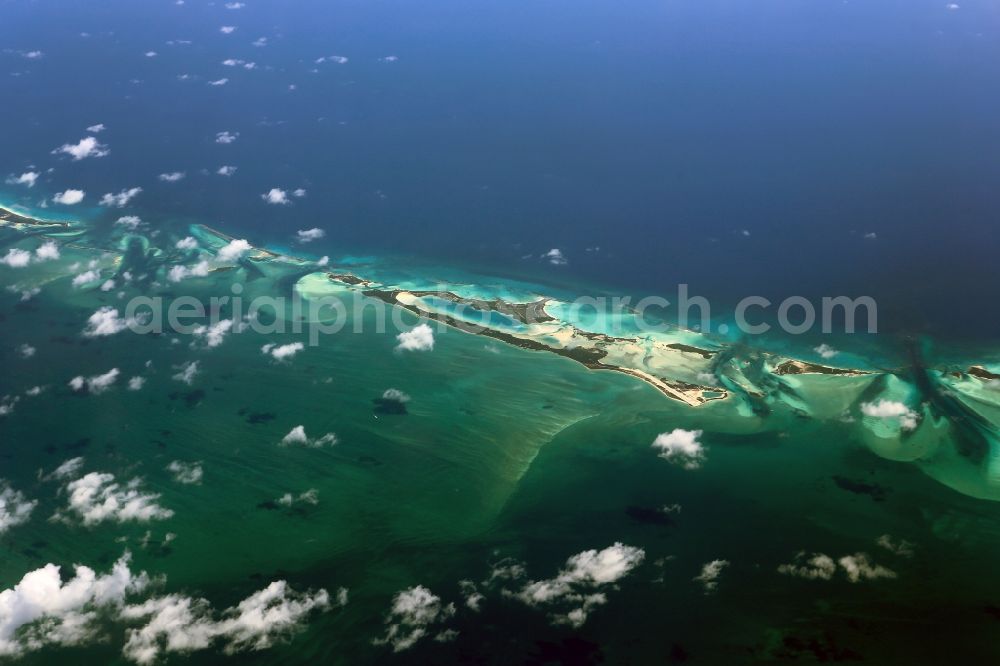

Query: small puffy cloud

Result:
[18,344,36,359]
[175,236,198,250]
[172,361,199,385]
[220,25,237,34]
[837,553,897,583]
[652,429,705,469]
[374,586,455,652]
[225,1,246,8]
[395,324,434,352]
[48,457,85,481]
[208,78,229,86]
[279,426,337,448]
[0,482,36,534]
[72,269,101,287]
[35,241,60,261]
[121,581,333,664]
[54,136,109,160]
[86,123,106,133]
[53,189,86,205]
[544,248,567,265]
[778,552,837,580]
[158,171,185,182]
[277,489,319,506]
[127,376,146,391]
[860,400,920,431]
[0,553,149,658]
[69,368,120,395]
[252,37,268,47]
[99,187,142,208]
[144,51,158,58]
[946,3,960,9]
[692,559,728,593]
[316,256,329,267]
[292,188,306,198]
[296,228,325,243]
[262,342,305,361]
[167,260,211,282]
[379,55,399,63]
[166,461,203,485]
[511,543,645,628]
[57,472,172,525]
[0,249,32,268]
[217,165,237,176]
[83,307,131,337]
[215,131,239,144]
[116,215,142,229]
[262,188,289,205]
[22,50,44,59]
[5,171,39,188]
[217,238,251,262]
[192,320,234,348]
[382,388,411,403]
[876,534,914,558]
[814,343,838,359]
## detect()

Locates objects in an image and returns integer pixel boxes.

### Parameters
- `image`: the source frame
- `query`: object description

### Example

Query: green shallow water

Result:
[3,228,1000,664]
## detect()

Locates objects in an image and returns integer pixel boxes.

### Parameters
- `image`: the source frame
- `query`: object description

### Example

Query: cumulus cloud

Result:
[860,400,920,431]
[652,429,705,469]
[69,368,120,395]
[121,581,333,664]
[261,188,289,205]
[208,78,229,87]
[72,269,101,287]
[279,426,337,448]
[277,489,319,506]
[53,189,85,205]
[215,131,239,144]
[86,123,106,133]
[814,344,837,359]
[172,361,199,385]
[217,165,237,176]
[5,171,39,188]
[510,543,645,627]
[128,377,146,391]
[777,552,837,580]
[175,237,198,251]
[158,172,185,182]
[57,472,173,525]
[35,241,60,261]
[17,344,35,359]
[48,457,85,481]
[192,320,234,348]
[837,553,897,583]
[99,187,142,208]
[83,306,131,337]
[295,228,324,243]
[166,461,203,485]
[876,534,914,558]
[0,249,31,268]
[0,553,149,658]
[395,324,434,352]
[167,261,211,283]
[374,586,455,652]
[216,239,251,263]
[692,559,728,593]
[54,136,109,160]
[0,482,36,534]
[219,26,237,34]
[382,388,411,403]
[261,342,305,361]
[116,215,142,230]
[544,248,567,265]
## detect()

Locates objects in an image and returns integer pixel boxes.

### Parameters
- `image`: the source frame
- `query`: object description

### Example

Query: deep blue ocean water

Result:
[3,0,999,341]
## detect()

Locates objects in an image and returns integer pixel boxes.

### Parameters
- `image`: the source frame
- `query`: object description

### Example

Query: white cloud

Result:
[22,50,44,59]
[651,429,705,469]
[166,461,203,485]
[83,307,131,337]
[215,131,239,144]
[54,136,109,160]
[692,559,728,593]
[277,489,318,506]
[252,37,268,47]
[121,581,333,664]
[279,426,337,448]
[57,472,171,526]
[72,269,101,287]
[225,1,246,8]
[379,55,399,63]
[261,188,289,205]
[296,228,325,243]
[53,189,86,205]
[261,342,305,361]
[69,368,120,395]
[511,543,645,628]
[374,586,455,653]
[217,239,251,263]
[860,400,920,431]
[127,377,146,391]
[876,534,914,558]
[217,165,237,176]
[17,344,35,359]
[208,78,229,87]
[5,171,39,188]
[544,248,567,265]
[99,187,142,208]
[0,553,149,658]
[395,324,434,352]
[48,457,85,481]
[35,241,60,261]
[158,172,185,182]
[86,123,106,133]
[837,553,897,583]
[382,388,411,403]
[292,188,306,198]
[0,482,36,534]
[175,237,198,251]
[167,260,211,282]
[814,343,837,359]
[172,361,199,385]
[220,26,237,34]
[0,249,32,268]
[316,256,329,267]
[144,51,158,58]
[777,553,837,580]
[116,216,142,230]
[946,3,960,9]
[192,320,234,348]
